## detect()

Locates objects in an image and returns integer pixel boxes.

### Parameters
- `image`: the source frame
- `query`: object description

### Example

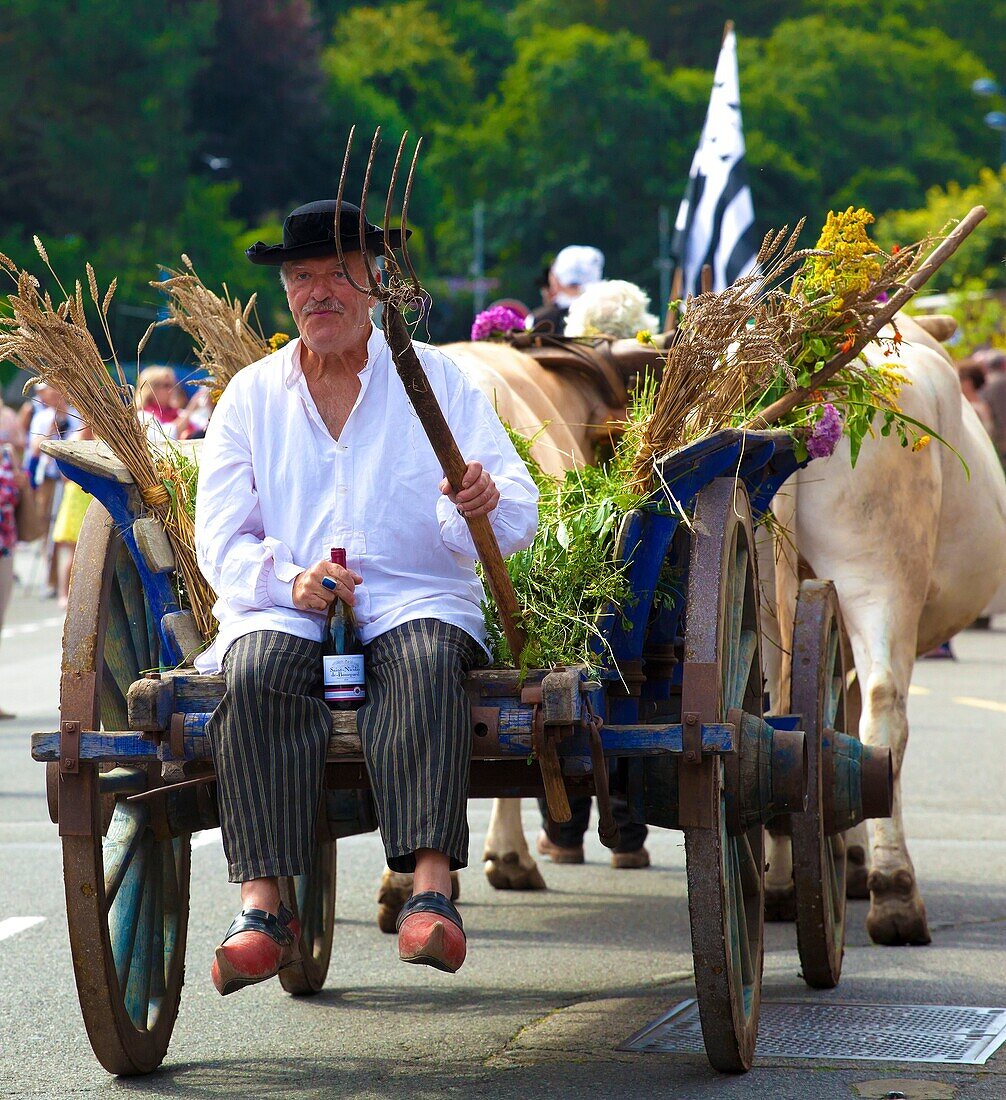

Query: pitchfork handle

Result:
[381,305,526,660]
[382,305,571,824]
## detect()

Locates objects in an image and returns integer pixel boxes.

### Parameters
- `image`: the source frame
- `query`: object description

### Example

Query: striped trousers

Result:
[206,620,482,882]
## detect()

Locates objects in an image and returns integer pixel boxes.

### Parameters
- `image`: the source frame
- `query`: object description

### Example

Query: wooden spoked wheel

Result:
[790,579,848,989]
[278,837,337,994]
[59,503,190,1076]
[683,478,766,1074]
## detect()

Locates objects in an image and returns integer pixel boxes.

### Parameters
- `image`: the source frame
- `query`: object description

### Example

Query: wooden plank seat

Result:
[31,665,737,770]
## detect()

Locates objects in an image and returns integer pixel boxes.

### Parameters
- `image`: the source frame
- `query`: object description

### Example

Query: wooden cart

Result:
[32,427,892,1076]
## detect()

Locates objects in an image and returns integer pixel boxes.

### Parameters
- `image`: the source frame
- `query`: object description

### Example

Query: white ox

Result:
[761,313,1006,944]
[378,315,1006,947]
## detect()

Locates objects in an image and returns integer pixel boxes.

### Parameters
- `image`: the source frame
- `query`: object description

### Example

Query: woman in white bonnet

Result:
[526,244,605,332]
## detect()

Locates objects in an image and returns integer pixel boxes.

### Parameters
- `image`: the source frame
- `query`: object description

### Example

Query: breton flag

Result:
[671,22,759,298]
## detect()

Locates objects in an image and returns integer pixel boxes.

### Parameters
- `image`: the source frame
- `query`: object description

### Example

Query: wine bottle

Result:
[322,546,366,710]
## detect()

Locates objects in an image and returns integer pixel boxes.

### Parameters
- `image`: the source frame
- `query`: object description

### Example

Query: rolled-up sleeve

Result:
[435,371,539,559]
[195,390,306,611]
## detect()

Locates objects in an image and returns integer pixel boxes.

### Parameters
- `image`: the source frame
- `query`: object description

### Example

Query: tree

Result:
[797,0,1006,98]
[740,15,992,235]
[326,1,476,133]
[875,167,1006,292]
[508,0,785,68]
[189,0,328,220]
[427,24,697,308]
[0,0,216,240]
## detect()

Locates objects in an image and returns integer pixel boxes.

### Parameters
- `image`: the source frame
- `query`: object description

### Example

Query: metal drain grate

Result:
[619,999,1006,1065]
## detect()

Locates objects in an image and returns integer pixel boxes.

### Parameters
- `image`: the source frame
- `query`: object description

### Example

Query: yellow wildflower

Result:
[912,434,931,452]
[801,207,884,308]
[268,331,290,350]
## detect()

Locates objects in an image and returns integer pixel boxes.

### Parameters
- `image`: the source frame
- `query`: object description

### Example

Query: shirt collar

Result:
[282,323,386,389]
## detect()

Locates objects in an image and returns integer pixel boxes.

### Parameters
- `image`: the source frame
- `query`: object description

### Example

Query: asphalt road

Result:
[1,557,1005,1100]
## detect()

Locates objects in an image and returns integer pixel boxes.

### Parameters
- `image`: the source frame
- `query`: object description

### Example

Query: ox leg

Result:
[845,821,871,899]
[842,659,871,898]
[483,798,547,891]
[760,492,799,921]
[859,667,931,946]
[376,867,461,934]
[765,830,796,921]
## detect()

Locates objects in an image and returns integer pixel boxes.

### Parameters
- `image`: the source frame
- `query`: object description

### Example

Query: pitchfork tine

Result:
[383,132,409,270]
[358,129,383,294]
[335,127,370,295]
[398,137,423,293]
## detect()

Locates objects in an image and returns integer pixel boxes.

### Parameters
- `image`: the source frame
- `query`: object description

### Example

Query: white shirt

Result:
[194,325,538,673]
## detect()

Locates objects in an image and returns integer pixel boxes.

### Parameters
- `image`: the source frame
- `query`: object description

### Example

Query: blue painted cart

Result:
[33,429,892,1076]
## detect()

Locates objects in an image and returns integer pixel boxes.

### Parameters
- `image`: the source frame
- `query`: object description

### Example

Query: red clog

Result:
[397,891,466,974]
[211,904,300,996]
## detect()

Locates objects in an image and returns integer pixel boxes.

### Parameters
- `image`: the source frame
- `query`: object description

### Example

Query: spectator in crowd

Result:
[957,359,995,437]
[25,384,83,597]
[4,399,27,467]
[176,385,214,440]
[135,366,184,439]
[0,398,32,718]
[525,245,605,333]
[975,349,1006,461]
[50,422,94,608]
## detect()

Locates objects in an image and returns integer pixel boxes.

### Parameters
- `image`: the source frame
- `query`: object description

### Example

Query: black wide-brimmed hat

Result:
[245,199,409,266]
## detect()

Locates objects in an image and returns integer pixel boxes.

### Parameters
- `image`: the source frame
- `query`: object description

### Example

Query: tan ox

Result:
[376,341,599,927]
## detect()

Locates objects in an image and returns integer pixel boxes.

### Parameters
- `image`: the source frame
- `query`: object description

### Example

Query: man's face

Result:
[284,253,376,353]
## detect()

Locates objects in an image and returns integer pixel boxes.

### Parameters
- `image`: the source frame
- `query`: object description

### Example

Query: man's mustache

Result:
[300,300,346,315]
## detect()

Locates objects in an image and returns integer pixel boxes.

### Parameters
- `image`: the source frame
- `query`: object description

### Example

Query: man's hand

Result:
[291,559,363,613]
[440,461,499,519]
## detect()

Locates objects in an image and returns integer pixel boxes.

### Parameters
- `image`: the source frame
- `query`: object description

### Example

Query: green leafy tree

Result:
[0,0,215,241]
[797,0,1006,98]
[426,0,519,99]
[0,179,285,374]
[740,15,992,234]
[189,0,328,220]
[509,0,784,68]
[875,166,1006,292]
[327,1,476,133]
[428,24,696,309]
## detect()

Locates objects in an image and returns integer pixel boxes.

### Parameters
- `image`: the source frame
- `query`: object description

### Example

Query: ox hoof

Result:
[377,872,411,934]
[765,883,797,922]
[484,852,547,892]
[866,868,932,946]
[846,844,870,900]
[377,871,460,934]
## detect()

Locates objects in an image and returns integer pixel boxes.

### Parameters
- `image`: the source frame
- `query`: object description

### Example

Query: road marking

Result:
[0,916,46,940]
[909,685,932,696]
[191,829,221,850]
[953,696,1006,714]
[3,616,65,638]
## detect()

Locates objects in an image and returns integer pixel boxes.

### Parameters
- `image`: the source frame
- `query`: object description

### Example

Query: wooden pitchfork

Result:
[334,126,571,823]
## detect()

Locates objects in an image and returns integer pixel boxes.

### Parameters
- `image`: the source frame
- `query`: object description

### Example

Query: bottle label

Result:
[323,651,365,686]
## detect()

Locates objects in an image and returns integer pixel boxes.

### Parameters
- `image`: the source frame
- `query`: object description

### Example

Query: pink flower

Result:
[471,305,525,341]
[807,402,843,459]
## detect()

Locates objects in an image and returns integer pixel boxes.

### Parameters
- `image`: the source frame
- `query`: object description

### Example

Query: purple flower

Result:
[807,402,843,459]
[471,305,525,341]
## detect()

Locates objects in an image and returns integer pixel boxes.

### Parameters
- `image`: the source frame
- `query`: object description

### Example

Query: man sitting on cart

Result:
[194,200,538,993]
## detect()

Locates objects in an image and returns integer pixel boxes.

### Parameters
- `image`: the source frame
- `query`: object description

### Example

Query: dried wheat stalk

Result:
[630,218,928,491]
[0,243,217,640]
[141,255,271,393]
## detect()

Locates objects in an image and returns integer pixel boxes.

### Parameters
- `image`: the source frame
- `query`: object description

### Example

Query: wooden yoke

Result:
[335,126,571,822]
